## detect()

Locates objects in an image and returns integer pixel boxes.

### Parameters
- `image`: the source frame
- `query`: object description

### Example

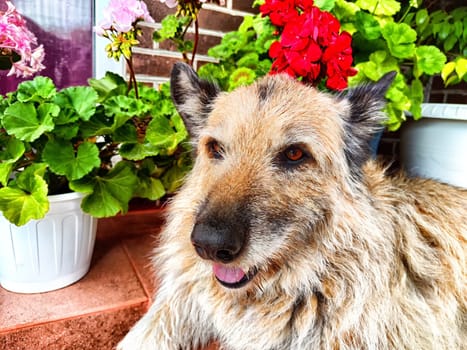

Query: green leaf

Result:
[408,79,424,119]
[437,22,451,41]
[236,52,260,68]
[349,50,399,83]
[455,58,467,79]
[88,72,127,101]
[104,95,150,130]
[53,124,80,140]
[442,58,467,86]
[16,76,56,103]
[0,164,49,226]
[333,0,360,19]
[238,15,254,32]
[415,9,428,26]
[54,86,98,122]
[70,161,139,217]
[0,136,25,185]
[112,123,138,143]
[415,45,446,77]
[0,163,13,187]
[356,0,400,16]
[315,0,335,11]
[119,141,161,160]
[161,163,188,194]
[3,102,58,141]
[208,31,249,59]
[146,113,188,153]
[155,15,183,41]
[355,11,381,40]
[441,61,456,82]
[229,67,257,90]
[443,33,457,52]
[43,140,100,180]
[0,135,25,164]
[381,22,417,59]
[453,20,463,39]
[134,177,166,200]
[385,74,411,112]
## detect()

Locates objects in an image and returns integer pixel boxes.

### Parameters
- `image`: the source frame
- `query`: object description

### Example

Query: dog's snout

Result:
[191,222,244,263]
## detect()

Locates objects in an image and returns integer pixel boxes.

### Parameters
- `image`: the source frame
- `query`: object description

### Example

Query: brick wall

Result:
[130,1,257,86]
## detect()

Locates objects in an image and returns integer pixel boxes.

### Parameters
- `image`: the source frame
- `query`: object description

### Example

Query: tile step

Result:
[0,207,218,349]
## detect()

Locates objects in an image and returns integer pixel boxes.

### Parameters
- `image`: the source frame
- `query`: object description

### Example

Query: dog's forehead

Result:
[206,76,346,150]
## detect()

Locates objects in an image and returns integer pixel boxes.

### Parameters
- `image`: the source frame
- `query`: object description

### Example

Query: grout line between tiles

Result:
[121,237,157,303]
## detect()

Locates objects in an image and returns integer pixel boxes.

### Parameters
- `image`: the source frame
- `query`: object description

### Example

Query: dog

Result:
[118,62,466,350]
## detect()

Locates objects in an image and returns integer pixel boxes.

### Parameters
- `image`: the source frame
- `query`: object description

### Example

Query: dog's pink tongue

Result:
[213,264,246,284]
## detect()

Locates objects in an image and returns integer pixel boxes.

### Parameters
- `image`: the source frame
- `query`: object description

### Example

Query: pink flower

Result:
[96,0,154,35]
[0,1,45,77]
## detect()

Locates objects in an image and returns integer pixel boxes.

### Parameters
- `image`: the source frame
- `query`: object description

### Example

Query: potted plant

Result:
[0,0,192,293]
[392,5,467,188]
[327,0,466,188]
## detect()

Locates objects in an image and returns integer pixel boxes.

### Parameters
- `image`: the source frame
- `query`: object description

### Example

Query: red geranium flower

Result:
[260,0,357,90]
[259,0,299,27]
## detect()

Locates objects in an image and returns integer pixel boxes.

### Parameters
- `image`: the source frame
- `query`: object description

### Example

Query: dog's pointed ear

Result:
[170,62,220,139]
[340,71,396,171]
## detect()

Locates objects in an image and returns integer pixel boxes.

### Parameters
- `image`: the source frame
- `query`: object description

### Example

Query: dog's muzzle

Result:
[191,221,257,288]
[191,222,246,263]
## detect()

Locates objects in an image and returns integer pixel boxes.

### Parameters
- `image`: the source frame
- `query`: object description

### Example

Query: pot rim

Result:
[421,103,467,121]
[47,191,86,203]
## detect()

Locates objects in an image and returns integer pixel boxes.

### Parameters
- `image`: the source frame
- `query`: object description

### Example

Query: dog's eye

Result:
[206,140,224,160]
[284,146,304,162]
[278,145,310,167]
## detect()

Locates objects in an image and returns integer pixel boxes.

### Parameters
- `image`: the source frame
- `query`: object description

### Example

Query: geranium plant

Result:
[199,0,357,91]
[197,11,275,91]
[200,0,466,130]
[333,0,467,130]
[0,1,45,77]
[95,0,154,97]
[0,0,193,226]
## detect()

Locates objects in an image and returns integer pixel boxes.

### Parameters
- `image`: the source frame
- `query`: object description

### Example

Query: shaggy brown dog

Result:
[118,63,466,350]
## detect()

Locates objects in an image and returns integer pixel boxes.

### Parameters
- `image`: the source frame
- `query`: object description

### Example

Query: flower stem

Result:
[190,17,199,67]
[126,55,139,98]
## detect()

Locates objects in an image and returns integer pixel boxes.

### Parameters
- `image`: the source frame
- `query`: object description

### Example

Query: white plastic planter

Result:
[400,103,467,189]
[0,192,97,293]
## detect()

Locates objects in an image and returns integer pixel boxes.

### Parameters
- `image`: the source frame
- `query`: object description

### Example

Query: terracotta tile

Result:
[122,234,160,297]
[0,304,146,350]
[0,229,220,350]
[97,201,166,240]
[122,236,221,350]
[0,238,148,332]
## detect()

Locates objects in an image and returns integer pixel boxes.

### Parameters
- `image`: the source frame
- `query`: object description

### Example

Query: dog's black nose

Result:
[191,222,244,263]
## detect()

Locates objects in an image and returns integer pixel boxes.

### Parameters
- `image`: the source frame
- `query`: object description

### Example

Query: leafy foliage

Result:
[0,75,191,225]
[197,14,275,91]
[332,1,467,130]
[198,1,465,131]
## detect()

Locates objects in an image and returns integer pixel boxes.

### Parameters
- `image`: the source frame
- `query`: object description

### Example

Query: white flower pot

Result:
[0,192,97,293]
[400,103,467,189]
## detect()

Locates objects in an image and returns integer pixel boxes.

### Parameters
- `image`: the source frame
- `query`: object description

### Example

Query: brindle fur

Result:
[118,63,466,350]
